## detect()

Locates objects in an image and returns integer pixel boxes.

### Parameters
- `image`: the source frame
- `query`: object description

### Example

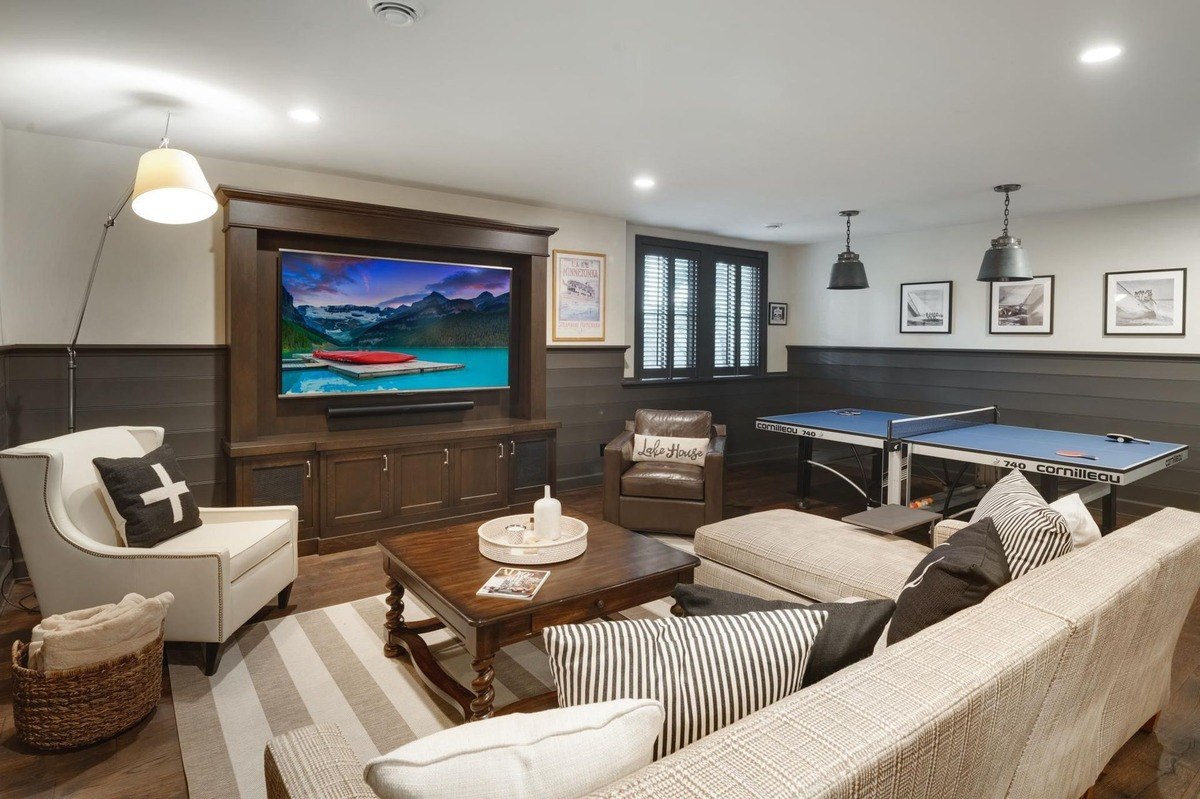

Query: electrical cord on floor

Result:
[0,541,39,615]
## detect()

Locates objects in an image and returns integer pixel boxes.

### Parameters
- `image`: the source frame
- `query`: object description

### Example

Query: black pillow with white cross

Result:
[94,444,203,548]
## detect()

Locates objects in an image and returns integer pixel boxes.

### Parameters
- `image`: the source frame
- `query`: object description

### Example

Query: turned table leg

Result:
[470,655,496,722]
[384,576,405,658]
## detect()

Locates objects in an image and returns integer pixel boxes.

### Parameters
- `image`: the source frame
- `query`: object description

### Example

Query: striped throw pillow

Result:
[970,470,1073,578]
[544,608,826,759]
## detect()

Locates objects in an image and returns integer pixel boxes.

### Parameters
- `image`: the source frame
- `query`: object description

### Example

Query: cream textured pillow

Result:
[363,698,664,799]
[632,434,708,466]
[1049,493,1102,548]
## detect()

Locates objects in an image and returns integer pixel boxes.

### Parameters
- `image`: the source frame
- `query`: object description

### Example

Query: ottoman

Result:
[694,509,933,604]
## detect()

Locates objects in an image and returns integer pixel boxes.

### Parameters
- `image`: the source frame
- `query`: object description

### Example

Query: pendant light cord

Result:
[845,214,852,252]
[1002,190,1011,236]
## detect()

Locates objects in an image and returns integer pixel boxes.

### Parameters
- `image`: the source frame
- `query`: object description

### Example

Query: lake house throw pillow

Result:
[632,434,709,466]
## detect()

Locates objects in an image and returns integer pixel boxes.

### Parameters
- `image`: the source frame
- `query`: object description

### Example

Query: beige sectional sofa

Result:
[265,507,1200,799]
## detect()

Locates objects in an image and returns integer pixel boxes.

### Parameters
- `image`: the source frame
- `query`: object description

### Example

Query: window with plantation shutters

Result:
[635,236,766,381]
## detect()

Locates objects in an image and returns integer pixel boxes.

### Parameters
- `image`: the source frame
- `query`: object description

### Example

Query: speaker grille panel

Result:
[513,441,549,491]
[251,464,305,507]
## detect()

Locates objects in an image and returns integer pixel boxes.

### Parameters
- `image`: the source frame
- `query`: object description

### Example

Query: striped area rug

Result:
[169,593,674,799]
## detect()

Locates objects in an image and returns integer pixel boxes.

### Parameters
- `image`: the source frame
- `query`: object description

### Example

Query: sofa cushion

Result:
[153,516,292,580]
[970,470,1072,578]
[546,608,826,759]
[888,518,1012,645]
[696,509,930,602]
[1049,493,1102,548]
[672,583,894,686]
[364,698,664,799]
[93,444,202,548]
[621,462,704,500]
[634,409,712,438]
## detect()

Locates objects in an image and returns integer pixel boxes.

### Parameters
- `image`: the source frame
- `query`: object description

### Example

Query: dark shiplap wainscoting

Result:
[547,346,801,490]
[788,345,1200,516]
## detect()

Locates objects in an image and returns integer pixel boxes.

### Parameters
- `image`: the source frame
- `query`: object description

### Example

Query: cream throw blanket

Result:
[27,592,174,672]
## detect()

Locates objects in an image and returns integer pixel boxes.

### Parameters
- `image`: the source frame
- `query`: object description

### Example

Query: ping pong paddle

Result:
[1106,433,1150,444]
[832,409,862,416]
[1057,450,1098,460]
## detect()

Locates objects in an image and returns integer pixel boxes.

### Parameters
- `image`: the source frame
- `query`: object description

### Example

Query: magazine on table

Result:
[476,567,551,601]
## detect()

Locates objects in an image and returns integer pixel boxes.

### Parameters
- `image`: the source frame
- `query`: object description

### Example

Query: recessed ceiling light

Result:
[633,176,656,190]
[288,107,320,124]
[1079,43,1122,64]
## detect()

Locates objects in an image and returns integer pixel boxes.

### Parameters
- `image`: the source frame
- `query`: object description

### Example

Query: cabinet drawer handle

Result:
[509,441,515,456]
[497,442,504,459]
[443,448,449,466]
[382,454,388,473]
[305,460,312,479]
[595,599,606,611]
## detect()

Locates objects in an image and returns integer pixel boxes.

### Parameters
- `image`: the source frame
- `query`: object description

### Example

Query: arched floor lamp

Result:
[68,115,217,432]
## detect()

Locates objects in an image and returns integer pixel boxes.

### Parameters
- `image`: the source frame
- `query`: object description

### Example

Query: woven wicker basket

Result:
[10,627,165,750]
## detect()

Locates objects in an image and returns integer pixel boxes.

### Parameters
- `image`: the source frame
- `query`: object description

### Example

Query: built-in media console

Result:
[218,187,560,554]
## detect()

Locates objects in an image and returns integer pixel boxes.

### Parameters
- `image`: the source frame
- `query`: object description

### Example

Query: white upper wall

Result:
[790,196,1200,354]
[0,129,627,346]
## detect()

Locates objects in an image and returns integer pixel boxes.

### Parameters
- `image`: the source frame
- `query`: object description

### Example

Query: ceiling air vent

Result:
[369,1,423,27]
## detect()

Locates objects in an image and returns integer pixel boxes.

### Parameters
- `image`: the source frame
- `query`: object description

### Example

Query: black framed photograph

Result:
[989,275,1054,334]
[899,281,952,334]
[1104,268,1186,336]
[768,302,788,325]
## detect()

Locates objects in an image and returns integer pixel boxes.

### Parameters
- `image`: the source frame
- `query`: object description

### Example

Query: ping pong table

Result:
[756,406,1188,533]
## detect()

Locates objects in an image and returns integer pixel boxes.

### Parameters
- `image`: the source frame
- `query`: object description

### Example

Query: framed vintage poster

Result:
[899,280,953,334]
[1104,268,1186,336]
[989,275,1054,334]
[768,302,788,325]
[552,249,606,341]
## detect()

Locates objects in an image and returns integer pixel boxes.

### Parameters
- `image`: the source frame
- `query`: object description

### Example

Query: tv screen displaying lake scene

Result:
[280,250,512,397]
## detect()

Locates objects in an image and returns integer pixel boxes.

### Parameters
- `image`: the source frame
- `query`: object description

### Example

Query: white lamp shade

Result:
[130,147,218,224]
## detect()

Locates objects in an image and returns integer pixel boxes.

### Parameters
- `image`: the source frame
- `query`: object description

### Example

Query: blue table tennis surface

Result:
[760,409,910,438]
[760,408,1185,471]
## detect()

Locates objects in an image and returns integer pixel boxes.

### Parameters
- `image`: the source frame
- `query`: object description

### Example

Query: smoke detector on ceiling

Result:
[369,1,423,27]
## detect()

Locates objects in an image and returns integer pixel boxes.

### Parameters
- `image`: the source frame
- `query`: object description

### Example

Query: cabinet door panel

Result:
[396,446,451,516]
[508,433,555,504]
[454,439,507,509]
[240,454,317,538]
[324,450,391,529]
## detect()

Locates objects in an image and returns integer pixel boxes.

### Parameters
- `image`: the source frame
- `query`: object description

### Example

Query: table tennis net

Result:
[887,406,998,441]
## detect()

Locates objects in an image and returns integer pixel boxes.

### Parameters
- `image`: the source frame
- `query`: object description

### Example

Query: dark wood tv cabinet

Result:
[227,418,558,555]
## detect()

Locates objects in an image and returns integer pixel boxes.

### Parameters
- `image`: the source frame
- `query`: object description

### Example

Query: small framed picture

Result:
[552,250,606,342]
[989,275,1054,335]
[1104,268,1186,336]
[900,281,953,334]
[768,302,788,325]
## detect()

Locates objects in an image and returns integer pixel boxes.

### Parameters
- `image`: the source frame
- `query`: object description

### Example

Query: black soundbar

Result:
[327,401,474,419]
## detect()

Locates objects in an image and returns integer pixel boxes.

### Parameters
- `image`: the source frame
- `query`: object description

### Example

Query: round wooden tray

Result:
[478,514,588,565]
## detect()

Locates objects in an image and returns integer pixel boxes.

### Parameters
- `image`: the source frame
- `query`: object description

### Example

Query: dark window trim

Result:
[634,235,768,382]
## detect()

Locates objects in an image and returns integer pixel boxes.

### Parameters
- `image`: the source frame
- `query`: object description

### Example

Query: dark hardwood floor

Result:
[1,461,1197,798]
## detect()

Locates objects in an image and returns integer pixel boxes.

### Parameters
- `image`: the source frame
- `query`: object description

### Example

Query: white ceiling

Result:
[2,0,1199,243]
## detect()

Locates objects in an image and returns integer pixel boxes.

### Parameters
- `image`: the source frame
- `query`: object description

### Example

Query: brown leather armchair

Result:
[603,409,726,535]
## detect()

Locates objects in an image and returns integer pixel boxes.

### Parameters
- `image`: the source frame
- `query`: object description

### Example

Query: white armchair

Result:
[0,425,298,675]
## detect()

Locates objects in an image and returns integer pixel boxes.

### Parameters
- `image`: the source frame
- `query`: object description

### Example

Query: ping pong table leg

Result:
[869,451,883,507]
[884,443,907,506]
[796,438,813,508]
[1102,488,1117,534]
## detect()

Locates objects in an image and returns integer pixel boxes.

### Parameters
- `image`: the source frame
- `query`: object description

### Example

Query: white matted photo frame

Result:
[989,275,1054,335]
[1104,268,1186,336]
[552,249,606,342]
[899,280,953,334]
[768,302,788,325]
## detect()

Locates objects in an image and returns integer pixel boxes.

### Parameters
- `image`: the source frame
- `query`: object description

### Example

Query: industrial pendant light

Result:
[977,184,1032,282]
[828,210,868,290]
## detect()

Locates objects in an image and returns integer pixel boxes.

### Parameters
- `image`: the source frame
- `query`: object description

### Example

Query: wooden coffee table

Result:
[378,513,698,722]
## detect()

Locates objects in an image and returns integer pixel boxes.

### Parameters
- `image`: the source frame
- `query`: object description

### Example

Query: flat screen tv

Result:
[279,249,512,397]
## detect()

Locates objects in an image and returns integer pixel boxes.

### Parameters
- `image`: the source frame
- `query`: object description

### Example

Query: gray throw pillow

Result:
[671,584,895,686]
[888,517,1011,645]
[93,444,202,548]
